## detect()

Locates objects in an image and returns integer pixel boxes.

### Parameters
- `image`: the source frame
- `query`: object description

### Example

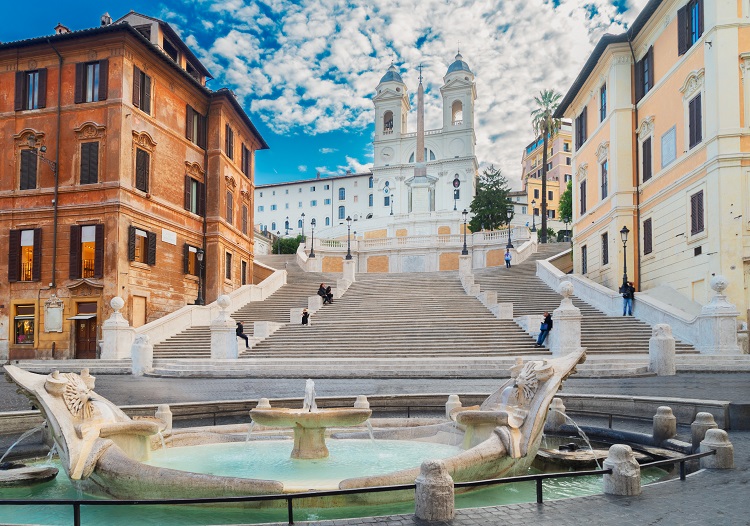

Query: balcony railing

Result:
[82,259,95,278]
[20,263,33,281]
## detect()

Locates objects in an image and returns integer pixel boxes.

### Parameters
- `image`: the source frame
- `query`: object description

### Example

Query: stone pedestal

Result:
[254,321,283,339]
[101,297,135,360]
[461,275,474,293]
[699,429,734,469]
[603,444,641,496]
[691,413,718,453]
[343,259,356,283]
[131,335,153,376]
[308,295,323,313]
[653,406,677,443]
[291,427,329,459]
[336,278,351,295]
[493,303,513,320]
[544,398,566,433]
[354,395,370,409]
[155,404,173,434]
[698,276,741,354]
[468,284,480,296]
[459,254,472,276]
[414,459,455,521]
[445,395,462,419]
[210,295,238,360]
[549,281,582,356]
[649,324,676,376]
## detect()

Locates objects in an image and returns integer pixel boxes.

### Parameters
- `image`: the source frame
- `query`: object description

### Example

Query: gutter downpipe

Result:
[627,30,641,290]
[202,110,209,305]
[46,38,63,289]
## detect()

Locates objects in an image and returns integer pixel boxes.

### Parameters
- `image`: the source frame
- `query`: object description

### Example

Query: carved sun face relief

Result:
[62,373,95,419]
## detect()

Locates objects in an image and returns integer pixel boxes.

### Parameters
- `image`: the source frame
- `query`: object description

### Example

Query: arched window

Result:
[297,219,303,228]
[368,176,373,188]
[452,100,463,125]
[383,111,394,133]
[325,216,330,226]
[338,187,346,200]
[408,149,437,163]
[338,206,345,219]
[368,194,373,206]
[366,213,373,219]
[271,222,276,230]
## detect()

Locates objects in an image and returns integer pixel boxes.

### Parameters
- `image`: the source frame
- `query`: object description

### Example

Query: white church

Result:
[254,53,479,238]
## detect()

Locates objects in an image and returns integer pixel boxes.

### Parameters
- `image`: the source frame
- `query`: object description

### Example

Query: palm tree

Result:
[530,89,562,243]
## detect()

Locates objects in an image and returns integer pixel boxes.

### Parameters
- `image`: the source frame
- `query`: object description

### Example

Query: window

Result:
[71,224,105,278]
[259,191,263,197]
[75,60,108,103]
[271,204,277,211]
[339,188,346,200]
[689,94,702,149]
[324,184,330,190]
[601,161,608,199]
[454,189,460,200]
[298,201,302,208]
[285,203,290,209]
[185,105,207,149]
[132,66,152,114]
[452,100,463,124]
[547,162,552,171]
[581,245,588,274]
[548,191,553,201]
[678,0,704,55]
[20,149,38,190]
[15,69,47,110]
[299,188,303,193]
[14,305,35,345]
[521,206,527,214]
[575,107,587,149]
[548,210,556,219]
[353,196,359,203]
[566,157,571,166]
[690,190,704,235]
[226,191,234,225]
[636,47,654,102]
[533,208,539,216]
[258,205,264,212]
[271,222,276,230]
[128,226,155,266]
[533,189,539,199]
[80,142,99,184]
[184,176,204,215]
[338,206,345,219]
[599,83,607,122]
[183,244,199,276]
[383,110,394,133]
[225,252,232,280]
[324,198,331,205]
[565,174,572,183]
[311,186,316,192]
[242,205,248,235]
[225,124,234,160]
[8,229,41,282]
[643,218,653,255]
[135,148,150,193]
[241,260,248,285]
[369,176,373,188]
[285,189,289,195]
[384,195,390,206]
[311,200,317,206]
[241,144,251,176]
[580,180,587,214]
[325,217,330,226]
[297,219,303,228]
[564,142,570,152]
[368,194,373,207]
[601,233,609,265]
[642,137,653,182]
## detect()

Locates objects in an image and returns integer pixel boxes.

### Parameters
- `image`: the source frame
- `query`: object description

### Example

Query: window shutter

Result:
[142,74,151,114]
[642,137,652,182]
[635,58,643,102]
[8,230,20,282]
[128,226,136,261]
[242,205,248,234]
[14,72,25,111]
[643,218,653,255]
[20,149,37,190]
[31,228,43,281]
[69,225,82,279]
[602,233,608,265]
[37,69,47,108]
[694,93,702,145]
[647,47,654,91]
[581,106,587,143]
[185,105,194,141]
[98,59,109,101]
[677,5,688,55]
[691,191,705,235]
[697,0,704,37]
[133,66,141,108]
[93,224,104,278]
[197,113,207,149]
[199,182,206,216]
[184,175,192,210]
[147,231,157,266]
[136,149,149,192]
[81,142,92,184]
[183,243,190,274]
[89,142,99,184]
[74,63,85,104]
[696,191,704,233]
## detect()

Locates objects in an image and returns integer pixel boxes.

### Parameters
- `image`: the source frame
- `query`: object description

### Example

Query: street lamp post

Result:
[285,216,290,236]
[461,209,469,255]
[309,218,316,258]
[195,248,205,305]
[345,216,353,260]
[531,199,537,232]
[276,231,281,255]
[301,212,305,242]
[506,207,514,249]
[390,193,394,215]
[620,225,630,288]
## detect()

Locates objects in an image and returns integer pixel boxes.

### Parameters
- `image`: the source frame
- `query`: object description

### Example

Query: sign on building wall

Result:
[661,126,677,168]
[43,295,63,333]
[161,229,177,245]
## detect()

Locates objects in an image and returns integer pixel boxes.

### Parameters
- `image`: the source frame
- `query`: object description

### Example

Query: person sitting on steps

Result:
[318,283,333,304]
[236,321,250,348]
[535,312,552,347]
[325,285,334,304]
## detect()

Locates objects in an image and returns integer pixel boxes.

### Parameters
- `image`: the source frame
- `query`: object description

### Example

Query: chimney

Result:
[316,172,321,179]
[101,12,112,26]
[54,23,71,34]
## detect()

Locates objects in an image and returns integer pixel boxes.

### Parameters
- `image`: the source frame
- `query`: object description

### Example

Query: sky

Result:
[2,0,648,188]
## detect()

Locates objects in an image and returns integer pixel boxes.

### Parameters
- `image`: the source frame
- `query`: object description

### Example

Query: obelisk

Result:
[412,65,430,213]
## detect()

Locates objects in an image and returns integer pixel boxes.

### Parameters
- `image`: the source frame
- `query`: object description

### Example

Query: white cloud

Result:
[319,147,338,154]
[338,156,371,174]
[298,164,308,172]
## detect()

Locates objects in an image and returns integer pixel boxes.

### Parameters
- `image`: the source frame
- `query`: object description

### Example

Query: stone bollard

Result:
[343,259,356,283]
[290,308,304,324]
[691,413,718,453]
[131,335,153,376]
[155,404,173,434]
[459,254,472,276]
[653,406,677,444]
[308,295,323,313]
[446,395,462,419]
[414,459,455,521]
[549,281,582,356]
[699,429,734,469]
[101,297,136,360]
[603,444,641,496]
[210,295,238,359]
[649,324,676,375]
[493,303,513,320]
[545,398,567,433]
[354,395,370,409]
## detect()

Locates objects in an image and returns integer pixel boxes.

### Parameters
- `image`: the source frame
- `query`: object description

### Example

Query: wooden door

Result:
[75,318,98,359]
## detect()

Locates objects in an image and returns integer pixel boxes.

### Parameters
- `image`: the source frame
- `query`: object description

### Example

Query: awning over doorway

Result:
[67,314,97,320]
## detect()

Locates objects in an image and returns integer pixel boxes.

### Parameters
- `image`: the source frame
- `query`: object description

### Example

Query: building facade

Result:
[0,12,267,360]
[556,0,750,317]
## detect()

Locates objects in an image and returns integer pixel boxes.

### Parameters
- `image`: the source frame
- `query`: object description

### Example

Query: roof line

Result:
[212,89,269,150]
[256,171,373,188]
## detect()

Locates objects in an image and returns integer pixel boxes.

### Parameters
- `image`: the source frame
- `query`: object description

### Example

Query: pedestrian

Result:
[301,308,309,326]
[317,283,331,304]
[325,285,334,304]
[236,321,250,348]
[619,281,636,316]
[535,312,552,347]
[504,249,512,269]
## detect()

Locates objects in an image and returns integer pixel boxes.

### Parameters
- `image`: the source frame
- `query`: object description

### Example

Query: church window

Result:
[383,111,394,134]
[451,100,463,125]
[369,194,373,206]
[408,149,436,163]
[369,176,373,188]
[325,217,330,226]
[339,188,346,200]
[338,206,345,219]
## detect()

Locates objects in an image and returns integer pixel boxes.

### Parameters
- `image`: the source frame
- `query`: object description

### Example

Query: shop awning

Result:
[14,316,34,320]
[67,314,97,320]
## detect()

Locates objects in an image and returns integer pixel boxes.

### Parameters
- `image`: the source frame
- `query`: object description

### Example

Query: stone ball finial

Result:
[559,281,574,298]
[217,295,231,310]
[420,459,449,478]
[710,275,729,294]
[652,324,673,338]
[607,443,635,463]
[110,296,125,312]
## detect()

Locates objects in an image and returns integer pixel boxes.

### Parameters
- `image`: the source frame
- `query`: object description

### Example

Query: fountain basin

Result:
[0,463,58,487]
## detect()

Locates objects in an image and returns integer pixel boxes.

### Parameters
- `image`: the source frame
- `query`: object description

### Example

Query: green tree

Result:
[530,89,562,244]
[273,235,303,254]
[558,180,572,224]
[468,165,513,232]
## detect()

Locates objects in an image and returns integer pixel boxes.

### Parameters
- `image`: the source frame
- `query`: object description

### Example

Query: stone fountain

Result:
[250,379,372,459]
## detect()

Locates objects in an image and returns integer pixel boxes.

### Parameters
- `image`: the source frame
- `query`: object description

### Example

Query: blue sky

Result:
[2,0,644,187]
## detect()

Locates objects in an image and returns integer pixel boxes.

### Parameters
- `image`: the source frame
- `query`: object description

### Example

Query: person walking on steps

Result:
[619,281,636,316]
[535,312,552,347]
[236,322,250,348]
[504,249,512,269]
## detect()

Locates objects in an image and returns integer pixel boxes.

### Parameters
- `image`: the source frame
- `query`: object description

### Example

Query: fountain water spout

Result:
[0,422,47,465]
[302,379,318,412]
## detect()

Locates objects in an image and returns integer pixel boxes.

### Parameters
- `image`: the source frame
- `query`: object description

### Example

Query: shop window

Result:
[14,305,35,345]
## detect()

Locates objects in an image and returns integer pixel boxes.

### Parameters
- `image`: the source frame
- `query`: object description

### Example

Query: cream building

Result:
[556,0,750,318]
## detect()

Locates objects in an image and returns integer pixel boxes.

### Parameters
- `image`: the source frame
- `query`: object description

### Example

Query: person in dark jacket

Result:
[619,281,636,316]
[325,286,334,304]
[236,322,249,348]
[318,283,331,304]
[301,308,310,326]
[535,312,553,347]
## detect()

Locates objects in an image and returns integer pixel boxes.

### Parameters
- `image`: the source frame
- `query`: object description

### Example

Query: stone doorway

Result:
[73,302,97,359]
